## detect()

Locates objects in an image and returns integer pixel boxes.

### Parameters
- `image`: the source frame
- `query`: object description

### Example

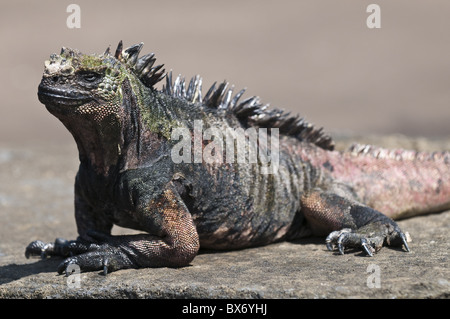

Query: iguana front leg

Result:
[27,182,199,274]
[301,186,410,256]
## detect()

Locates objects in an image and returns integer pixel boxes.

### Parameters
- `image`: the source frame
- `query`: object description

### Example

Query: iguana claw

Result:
[103,258,109,276]
[399,232,410,252]
[360,238,374,257]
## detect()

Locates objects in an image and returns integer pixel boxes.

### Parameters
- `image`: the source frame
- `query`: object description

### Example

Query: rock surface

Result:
[0,135,449,299]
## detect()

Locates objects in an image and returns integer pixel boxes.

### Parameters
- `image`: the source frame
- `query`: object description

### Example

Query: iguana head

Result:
[38,41,164,118]
[37,41,165,173]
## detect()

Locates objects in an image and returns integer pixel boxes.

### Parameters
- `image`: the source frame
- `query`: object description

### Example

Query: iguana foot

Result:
[53,231,136,275]
[325,223,410,256]
[25,237,132,275]
[56,245,133,275]
[25,237,100,260]
[301,187,411,257]
[25,238,92,259]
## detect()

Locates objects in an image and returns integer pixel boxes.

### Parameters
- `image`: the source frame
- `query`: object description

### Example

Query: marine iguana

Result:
[26,41,450,274]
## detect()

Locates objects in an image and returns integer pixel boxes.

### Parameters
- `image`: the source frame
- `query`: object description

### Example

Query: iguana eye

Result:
[81,72,101,82]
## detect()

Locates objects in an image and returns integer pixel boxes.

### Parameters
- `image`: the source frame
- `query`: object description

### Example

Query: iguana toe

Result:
[25,240,52,259]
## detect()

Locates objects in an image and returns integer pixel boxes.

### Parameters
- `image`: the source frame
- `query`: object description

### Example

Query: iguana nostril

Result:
[51,76,59,83]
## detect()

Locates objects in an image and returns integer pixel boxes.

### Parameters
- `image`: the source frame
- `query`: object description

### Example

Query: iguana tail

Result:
[326,144,450,219]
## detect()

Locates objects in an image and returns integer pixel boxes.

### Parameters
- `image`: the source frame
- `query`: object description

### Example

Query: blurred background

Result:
[1,0,449,145]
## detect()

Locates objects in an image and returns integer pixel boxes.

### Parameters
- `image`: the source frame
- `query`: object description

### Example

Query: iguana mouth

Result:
[38,84,92,106]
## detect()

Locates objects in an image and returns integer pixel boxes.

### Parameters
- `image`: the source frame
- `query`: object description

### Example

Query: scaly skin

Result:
[26,42,450,274]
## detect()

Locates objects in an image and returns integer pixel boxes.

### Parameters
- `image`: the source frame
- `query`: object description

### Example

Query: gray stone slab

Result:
[0,136,448,299]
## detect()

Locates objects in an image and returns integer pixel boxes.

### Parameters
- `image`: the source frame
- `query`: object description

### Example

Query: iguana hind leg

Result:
[301,185,410,256]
